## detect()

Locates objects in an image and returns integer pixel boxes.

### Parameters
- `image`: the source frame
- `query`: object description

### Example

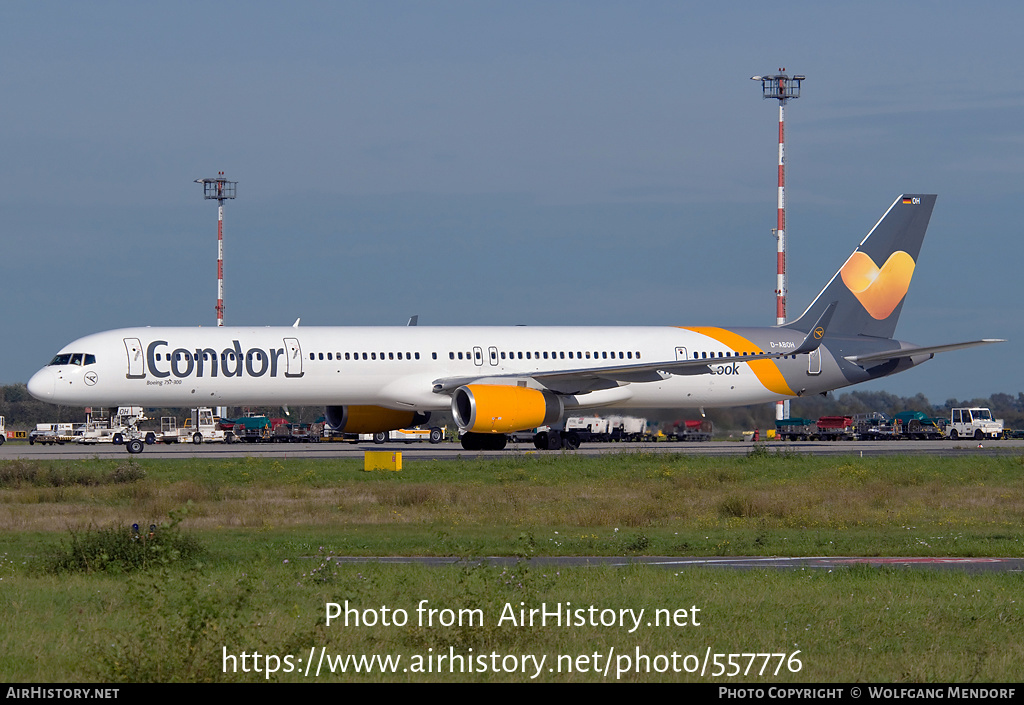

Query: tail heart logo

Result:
[840,250,915,320]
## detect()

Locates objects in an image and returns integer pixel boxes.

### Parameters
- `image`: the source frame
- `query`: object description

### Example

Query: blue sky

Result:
[2,1,1021,404]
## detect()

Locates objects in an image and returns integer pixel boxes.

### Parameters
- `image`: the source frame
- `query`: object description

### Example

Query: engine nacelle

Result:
[452,385,563,434]
[324,405,429,434]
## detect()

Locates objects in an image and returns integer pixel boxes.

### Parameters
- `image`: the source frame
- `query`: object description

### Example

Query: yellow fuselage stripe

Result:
[681,327,795,396]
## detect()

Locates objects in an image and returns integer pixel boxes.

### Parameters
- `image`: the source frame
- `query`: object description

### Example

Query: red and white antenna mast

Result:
[195,173,237,327]
[752,70,804,420]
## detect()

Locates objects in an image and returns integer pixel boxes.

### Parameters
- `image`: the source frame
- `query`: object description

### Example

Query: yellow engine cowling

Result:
[451,385,563,434]
[324,405,428,434]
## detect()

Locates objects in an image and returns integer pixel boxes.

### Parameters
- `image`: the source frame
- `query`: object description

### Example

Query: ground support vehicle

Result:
[852,413,896,440]
[364,426,445,444]
[182,408,234,444]
[947,408,1003,440]
[221,415,273,443]
[816,416,856,441]
[564,416,611,442]
[273,421,323,442]
[507,428,538,444]
[667,419,713,442]
[774,417,818,441]
[605,415,650,441]
[160,417,182,443]
[0,416,4,445]
[29,423,79,445]
[561,415,650,443]
[320,430,359,442]
[76,407,156,447]
[159,408,234,444]
[492,426,574,451]
[893,411,945,440]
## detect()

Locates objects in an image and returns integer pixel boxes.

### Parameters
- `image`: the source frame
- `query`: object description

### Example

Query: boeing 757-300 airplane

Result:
[28,194,1002,452]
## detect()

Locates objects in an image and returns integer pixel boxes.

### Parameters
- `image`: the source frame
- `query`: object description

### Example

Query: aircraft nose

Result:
[27,367,55,401]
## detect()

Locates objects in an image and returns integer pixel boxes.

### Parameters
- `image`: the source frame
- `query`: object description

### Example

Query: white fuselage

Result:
[27,324,829,412]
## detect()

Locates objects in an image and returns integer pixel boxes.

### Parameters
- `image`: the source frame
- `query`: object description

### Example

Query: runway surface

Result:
[4,438,1023,460]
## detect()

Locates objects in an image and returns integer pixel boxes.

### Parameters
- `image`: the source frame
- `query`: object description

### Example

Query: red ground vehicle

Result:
[816,416,856,440]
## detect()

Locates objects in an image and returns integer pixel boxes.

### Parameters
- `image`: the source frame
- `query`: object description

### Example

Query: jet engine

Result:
[324,405,429,434]
[451,384,563,434]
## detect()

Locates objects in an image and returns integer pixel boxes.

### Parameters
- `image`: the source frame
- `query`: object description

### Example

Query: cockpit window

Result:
[48,353,96,366]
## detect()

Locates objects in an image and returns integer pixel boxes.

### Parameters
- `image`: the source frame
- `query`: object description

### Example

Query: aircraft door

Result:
[488,346,499,366]
[807,349,822,375]
[675,347,688,361]
[473,346,484,367]
[124,338,145,379]
[283,337,304,378]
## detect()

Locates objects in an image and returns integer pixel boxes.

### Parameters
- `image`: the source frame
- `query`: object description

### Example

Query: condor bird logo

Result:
[840,250,916,320]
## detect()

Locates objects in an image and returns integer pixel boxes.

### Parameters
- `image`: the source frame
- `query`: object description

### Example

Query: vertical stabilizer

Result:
[785,194,935,339]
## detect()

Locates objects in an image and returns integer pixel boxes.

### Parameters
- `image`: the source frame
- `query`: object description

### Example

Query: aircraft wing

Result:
[432,350,794,396]
[844,339,1005,365]
[432,303,838,395]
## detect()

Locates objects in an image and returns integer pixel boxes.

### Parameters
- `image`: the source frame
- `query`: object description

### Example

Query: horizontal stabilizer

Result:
[844,339,1005,364]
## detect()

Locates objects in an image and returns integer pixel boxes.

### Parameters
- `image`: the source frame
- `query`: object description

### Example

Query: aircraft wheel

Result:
[563,432,581,450]
[487,434,508,451]
[126,439,144,454]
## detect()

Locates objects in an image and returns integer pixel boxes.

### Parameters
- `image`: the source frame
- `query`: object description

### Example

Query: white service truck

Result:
[946,407,1003,440]
[160,408,234,444]
[362,426,445,444]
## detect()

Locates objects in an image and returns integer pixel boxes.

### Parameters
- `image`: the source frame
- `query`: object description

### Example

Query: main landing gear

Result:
[459,432,508,451]
[459,430,582,451]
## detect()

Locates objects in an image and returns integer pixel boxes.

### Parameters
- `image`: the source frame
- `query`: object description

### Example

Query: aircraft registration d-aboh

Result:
[29,194,1002,452]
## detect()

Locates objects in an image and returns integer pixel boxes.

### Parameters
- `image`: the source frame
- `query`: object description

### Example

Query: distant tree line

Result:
[4,383,1024,434]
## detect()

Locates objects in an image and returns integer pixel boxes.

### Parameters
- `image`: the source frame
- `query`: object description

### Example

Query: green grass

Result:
[1,452,1023,682]
[3,558,1023,682]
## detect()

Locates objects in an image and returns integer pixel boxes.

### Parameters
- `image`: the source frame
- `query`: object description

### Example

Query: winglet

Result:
[792,301,837,355]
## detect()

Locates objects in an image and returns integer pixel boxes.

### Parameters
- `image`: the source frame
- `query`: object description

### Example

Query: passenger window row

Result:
[692,351,798,360]
[310,352,423,361]
[303,350,644,363]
